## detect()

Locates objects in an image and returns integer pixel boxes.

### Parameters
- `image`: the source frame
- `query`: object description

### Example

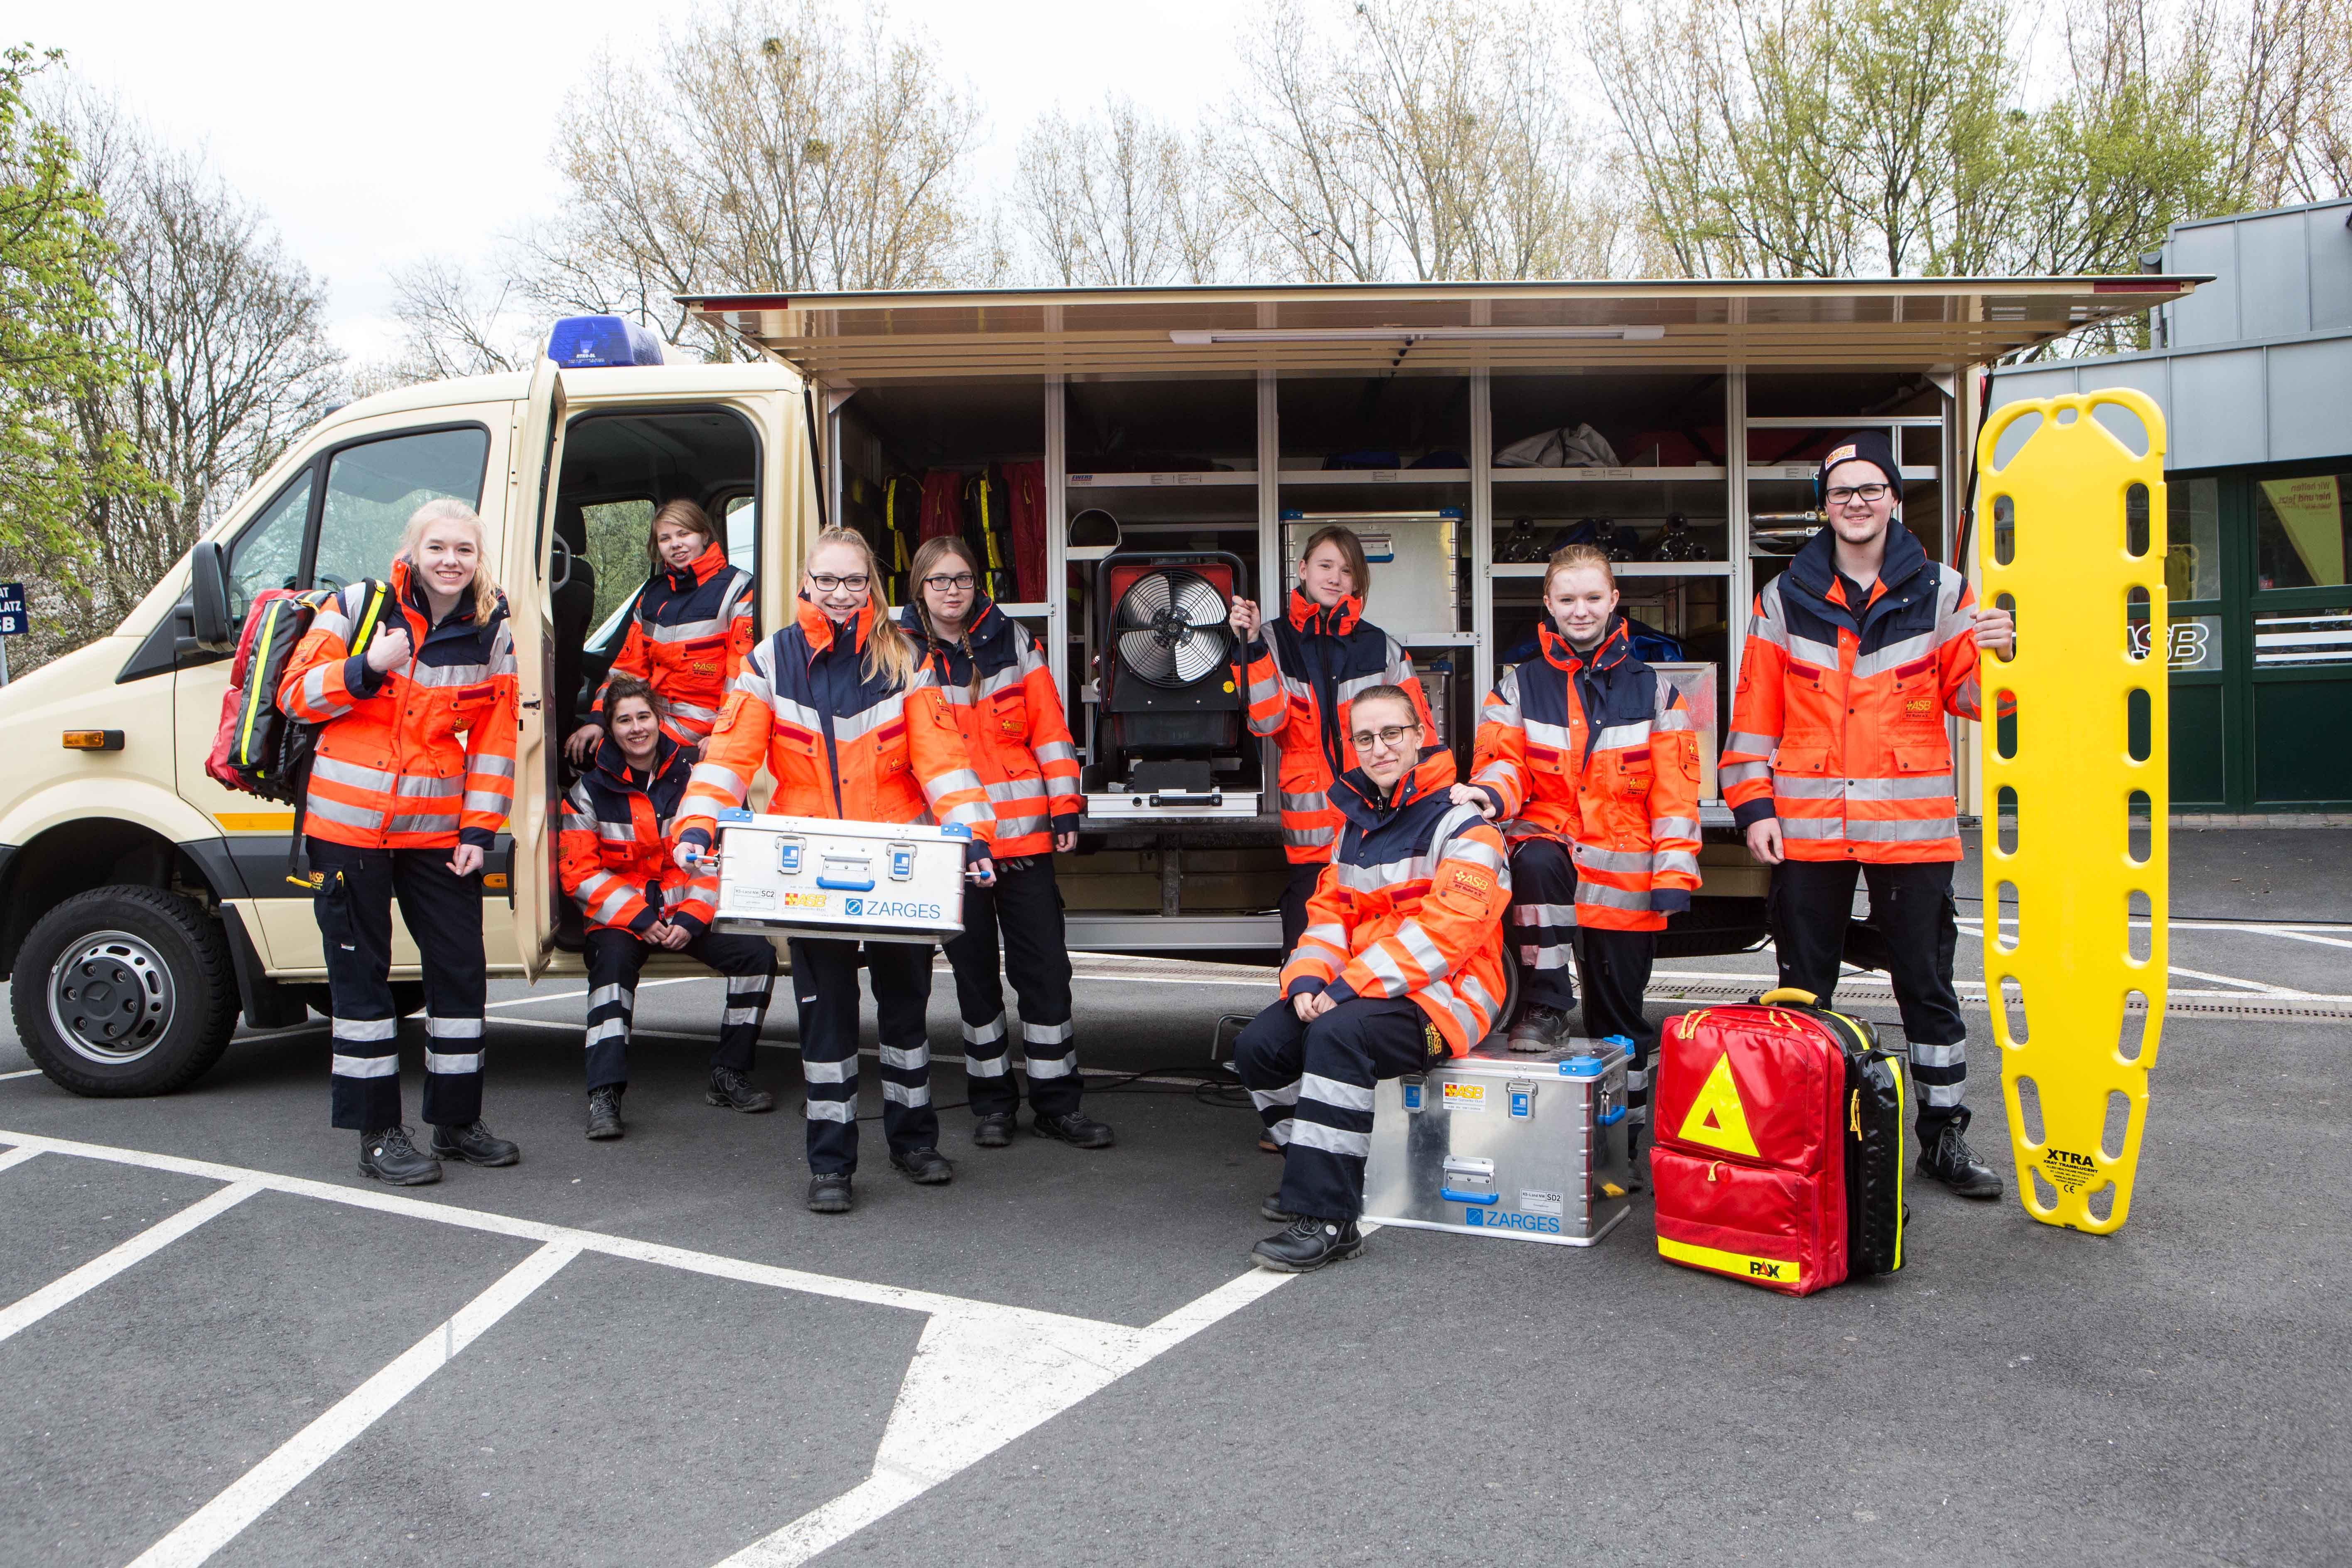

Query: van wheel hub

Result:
[49,931,177,1065]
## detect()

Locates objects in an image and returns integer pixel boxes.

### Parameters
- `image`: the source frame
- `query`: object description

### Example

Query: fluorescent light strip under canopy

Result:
[1166,326,1667,345]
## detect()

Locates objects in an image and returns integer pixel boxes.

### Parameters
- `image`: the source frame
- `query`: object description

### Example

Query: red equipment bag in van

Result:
[1651,988,1907,1296]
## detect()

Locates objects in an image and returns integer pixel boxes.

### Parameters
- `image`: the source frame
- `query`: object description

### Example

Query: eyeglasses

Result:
[921,572,976,592]
[1825,483,1893,505]
[808,573,870,592]
[1350,723,1421,752]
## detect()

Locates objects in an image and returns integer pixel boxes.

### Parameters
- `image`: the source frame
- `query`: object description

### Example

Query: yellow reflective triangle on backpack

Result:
[1677,1052,1760,1157]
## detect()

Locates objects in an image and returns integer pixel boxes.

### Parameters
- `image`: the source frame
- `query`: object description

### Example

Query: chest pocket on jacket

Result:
[990,689,1030,744]
[446,687,491,731]
[1613,753,1653,797]
[674,635,727,682]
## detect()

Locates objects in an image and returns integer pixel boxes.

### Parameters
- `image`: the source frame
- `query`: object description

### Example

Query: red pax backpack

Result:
[1651,988,1908,1297]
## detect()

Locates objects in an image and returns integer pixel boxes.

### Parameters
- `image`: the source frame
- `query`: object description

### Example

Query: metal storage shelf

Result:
[1066,470,1256,487]
[1490,466,1724,483]
[1277,468,1471,483]
[1490,561,1734,578]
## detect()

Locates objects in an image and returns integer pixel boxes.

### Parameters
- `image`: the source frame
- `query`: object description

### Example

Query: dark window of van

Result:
[309,428,491,594]
[226,471,313,620]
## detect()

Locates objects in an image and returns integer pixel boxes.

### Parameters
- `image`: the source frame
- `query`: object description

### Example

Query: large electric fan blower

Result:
[1094,551,1249,801]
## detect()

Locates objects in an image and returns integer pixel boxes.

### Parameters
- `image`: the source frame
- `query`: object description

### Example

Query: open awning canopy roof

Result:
[680,276,2204,382]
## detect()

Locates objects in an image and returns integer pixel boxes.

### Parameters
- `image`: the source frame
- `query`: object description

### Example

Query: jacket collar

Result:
[1333,746,1458,828]
[593,732,685,790]
[796,593,874,658]
[896,594,1004,656]
[1288,586,1362,638]
[1785,518,1930,620]
[391,557,490,631]
[658,540,729,594]
[1538,614,1632,676]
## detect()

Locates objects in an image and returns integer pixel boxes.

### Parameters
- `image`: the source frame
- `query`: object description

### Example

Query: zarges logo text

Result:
[845,898,943,921]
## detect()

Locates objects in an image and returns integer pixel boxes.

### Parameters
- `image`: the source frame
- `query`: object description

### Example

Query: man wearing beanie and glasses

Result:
[1721,432,2016,1198]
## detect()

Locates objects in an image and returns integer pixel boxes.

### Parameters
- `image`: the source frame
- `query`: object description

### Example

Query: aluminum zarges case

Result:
[709,808,969,945]
[1361,1038,1633,1246]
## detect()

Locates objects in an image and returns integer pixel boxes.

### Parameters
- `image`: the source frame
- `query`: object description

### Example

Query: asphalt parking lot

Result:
[2,829,2347,1567]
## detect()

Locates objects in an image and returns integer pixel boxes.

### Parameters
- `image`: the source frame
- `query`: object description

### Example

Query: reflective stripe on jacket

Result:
[1722,525,1980,863]
[1240,589,1434,864]
[591,541,755,745]
[278,558,518,851]
[1470,617,1702,932]
[559,736,717,937]
[897,597,1080,859]
[676,596,993,849]
[1278,748,1513,1056]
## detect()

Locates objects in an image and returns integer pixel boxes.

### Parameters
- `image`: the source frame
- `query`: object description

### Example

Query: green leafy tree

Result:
[0,45,157,570]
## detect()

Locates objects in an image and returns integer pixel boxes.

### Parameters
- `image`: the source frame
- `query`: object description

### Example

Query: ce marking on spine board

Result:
[1975,388,2169,1234]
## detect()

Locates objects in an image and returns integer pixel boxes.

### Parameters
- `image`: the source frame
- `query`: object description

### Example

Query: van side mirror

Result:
[189,541,233,649]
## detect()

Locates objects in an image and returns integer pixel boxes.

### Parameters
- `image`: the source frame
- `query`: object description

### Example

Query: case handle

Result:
[1758,987,1819,1007]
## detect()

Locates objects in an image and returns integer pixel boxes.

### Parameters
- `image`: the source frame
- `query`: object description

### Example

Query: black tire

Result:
[11,885,241,1097]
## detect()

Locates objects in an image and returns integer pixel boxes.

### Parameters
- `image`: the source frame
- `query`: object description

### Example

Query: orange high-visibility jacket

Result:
[1240,589,1434,864]
[897,597,1081,859]
[559,735,717,937]
[675,597,994,854]
[278,559,518,851]
[1470,617,1702,932]
[1722,525,1980,863]
[1280,749,1513,1056]
[589,540,756,746]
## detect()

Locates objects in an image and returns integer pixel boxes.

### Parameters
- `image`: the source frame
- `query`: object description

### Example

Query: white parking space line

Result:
[717,1253,1301,1568]
[0,1180,260,1347]
[0,1068,44,1082]
[0,1127,1309,1566]
[0,1144,42,1173]
[127,1240,581,1568]
[487,976,708,1011]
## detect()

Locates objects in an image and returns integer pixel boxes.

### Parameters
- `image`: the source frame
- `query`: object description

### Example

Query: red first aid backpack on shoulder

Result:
[205,579,390,803]
[1651,988,1907,1297]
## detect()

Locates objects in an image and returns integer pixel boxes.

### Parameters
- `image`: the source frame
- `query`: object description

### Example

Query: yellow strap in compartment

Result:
[1976,390,2168,1234]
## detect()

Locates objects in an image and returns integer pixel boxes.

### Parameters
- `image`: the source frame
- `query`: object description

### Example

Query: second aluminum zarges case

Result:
[1361,1039,1634,1246]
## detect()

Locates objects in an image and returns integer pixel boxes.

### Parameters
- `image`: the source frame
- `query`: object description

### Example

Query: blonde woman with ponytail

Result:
[676,527,996,1215]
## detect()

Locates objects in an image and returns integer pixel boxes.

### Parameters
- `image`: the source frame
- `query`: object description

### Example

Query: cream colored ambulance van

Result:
[0,277,2190,1097]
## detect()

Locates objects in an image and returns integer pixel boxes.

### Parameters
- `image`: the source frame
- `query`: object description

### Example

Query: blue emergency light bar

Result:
[546,315,668,368]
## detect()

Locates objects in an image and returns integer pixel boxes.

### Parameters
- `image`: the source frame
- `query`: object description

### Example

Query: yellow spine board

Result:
[1976,390,2169,1234]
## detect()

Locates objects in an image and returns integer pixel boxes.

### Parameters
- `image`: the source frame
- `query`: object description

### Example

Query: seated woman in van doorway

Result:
[560,674,778,1141]
[566,498,755,765]
[277,498,520,1185]
[899,536,1113,1152]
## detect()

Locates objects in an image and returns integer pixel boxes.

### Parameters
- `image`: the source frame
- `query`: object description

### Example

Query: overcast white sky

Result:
[29,0,1259,361]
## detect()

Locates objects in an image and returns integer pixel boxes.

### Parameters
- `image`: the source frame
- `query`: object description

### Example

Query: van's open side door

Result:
[500,358,568,980]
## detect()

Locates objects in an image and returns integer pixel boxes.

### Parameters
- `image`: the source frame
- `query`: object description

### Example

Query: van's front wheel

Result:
[12,886,240,1097]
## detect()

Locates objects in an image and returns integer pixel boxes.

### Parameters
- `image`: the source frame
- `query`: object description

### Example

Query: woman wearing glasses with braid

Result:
[900,536,1113,1153]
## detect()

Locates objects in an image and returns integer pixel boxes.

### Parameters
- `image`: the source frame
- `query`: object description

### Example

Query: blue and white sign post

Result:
[0,581,26,687]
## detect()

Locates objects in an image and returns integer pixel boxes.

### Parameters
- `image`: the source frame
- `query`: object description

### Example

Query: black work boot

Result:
[1507,1003,1575,1053]
[890,1146,954,1185]
[972,1111,1016,1148]
[585,1085,625,1141]
[1251,1213,1364,1273]
[1919,1121,2003,1199]
[807,1172,853,1213]
[359,1126,442,1186]
[1032,1109,1115,1149]
[706,1066,776,1113]
[430,1120,521,1167]
[1262,1192,1296,1222]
